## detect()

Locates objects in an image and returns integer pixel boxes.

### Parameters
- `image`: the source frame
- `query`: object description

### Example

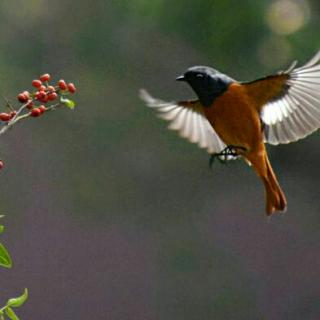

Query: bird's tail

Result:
[263,156,287,215]
[247,151,287,215]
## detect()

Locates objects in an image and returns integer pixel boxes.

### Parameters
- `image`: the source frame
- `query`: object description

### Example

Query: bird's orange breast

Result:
[203,83,263,151]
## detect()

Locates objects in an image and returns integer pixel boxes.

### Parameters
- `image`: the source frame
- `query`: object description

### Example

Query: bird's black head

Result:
[176,66,234,107]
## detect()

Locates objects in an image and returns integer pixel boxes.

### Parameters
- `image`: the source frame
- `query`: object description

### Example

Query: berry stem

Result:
[0,102,63,137]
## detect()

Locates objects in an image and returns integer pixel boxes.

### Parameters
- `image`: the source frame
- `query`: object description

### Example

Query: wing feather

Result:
[258,50,320,145]
[140,89,228,154]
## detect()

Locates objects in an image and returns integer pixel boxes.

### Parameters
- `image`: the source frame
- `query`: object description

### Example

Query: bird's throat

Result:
[194,84,231,107]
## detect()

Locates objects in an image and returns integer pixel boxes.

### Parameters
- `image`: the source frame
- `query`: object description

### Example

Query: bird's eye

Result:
[196,74,204,79]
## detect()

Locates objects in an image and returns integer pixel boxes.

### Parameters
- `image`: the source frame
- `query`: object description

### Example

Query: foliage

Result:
[0,289,28,320]
[0,217,26,320]
[0,216,11,268]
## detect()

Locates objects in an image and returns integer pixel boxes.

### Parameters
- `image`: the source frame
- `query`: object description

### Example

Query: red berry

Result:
[23,91,30,98]
[67,83,76,93]
[35,91,42,99]
[10,111,17,119]
[0,113,11,121]
[39,105,46,113]
[35,91,47,102]
[58,79,67,90]
[48,92,58,101]
[32,79,42,88]
[30,108,41,117]
[0,160,4,170]
[40,95,48,103]
[39,85,47,92]
[26,101,34,109]
[47,85,55,92]
[17,93,28,103]
[40,73,51,82]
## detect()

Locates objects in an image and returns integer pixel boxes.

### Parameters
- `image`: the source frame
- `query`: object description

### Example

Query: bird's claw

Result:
[209,145,247,169]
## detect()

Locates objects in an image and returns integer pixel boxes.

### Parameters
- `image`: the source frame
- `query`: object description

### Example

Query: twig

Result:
[0,102,63,137]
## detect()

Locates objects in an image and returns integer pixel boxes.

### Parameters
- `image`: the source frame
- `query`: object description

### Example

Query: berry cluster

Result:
[14,73,76,119]
[0,73,77,170]
[0,73,76,122]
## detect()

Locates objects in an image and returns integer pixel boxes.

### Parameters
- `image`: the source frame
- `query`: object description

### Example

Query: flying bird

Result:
[140,51,320,215]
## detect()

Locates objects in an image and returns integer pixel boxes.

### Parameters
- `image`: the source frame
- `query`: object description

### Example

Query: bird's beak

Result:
[176,75,185,82]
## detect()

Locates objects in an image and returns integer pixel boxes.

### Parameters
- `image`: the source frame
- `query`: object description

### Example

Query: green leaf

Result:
[0,225,4,234]
[7,289,28,308]
[5,308,19,320]
[60,97,75,109]
[0,243,12,268]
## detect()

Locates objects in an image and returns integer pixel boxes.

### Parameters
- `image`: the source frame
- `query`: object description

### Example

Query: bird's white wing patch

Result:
[262,50,320,145]
[140,89,228,154]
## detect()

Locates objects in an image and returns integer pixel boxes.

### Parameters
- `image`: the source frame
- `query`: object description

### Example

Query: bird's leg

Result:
[209,145,247,169]
[209,146,237,168]
[227,145,247,155]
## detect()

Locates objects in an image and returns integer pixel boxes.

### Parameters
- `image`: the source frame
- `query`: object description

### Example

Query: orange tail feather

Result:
[263,156,287,215]
[246,150,287,215]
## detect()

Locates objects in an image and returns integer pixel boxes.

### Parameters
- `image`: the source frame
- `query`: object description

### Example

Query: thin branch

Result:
[0,102,63,137]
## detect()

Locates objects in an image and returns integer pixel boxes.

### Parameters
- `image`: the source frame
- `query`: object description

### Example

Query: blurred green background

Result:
[0,0,320,319]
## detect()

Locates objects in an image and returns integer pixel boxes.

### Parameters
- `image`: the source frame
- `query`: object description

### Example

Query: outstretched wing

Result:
[244,50,320,145]
[139,89,228,154]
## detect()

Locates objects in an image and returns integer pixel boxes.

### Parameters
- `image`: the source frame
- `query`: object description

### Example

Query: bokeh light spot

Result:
[266,0,311,35]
